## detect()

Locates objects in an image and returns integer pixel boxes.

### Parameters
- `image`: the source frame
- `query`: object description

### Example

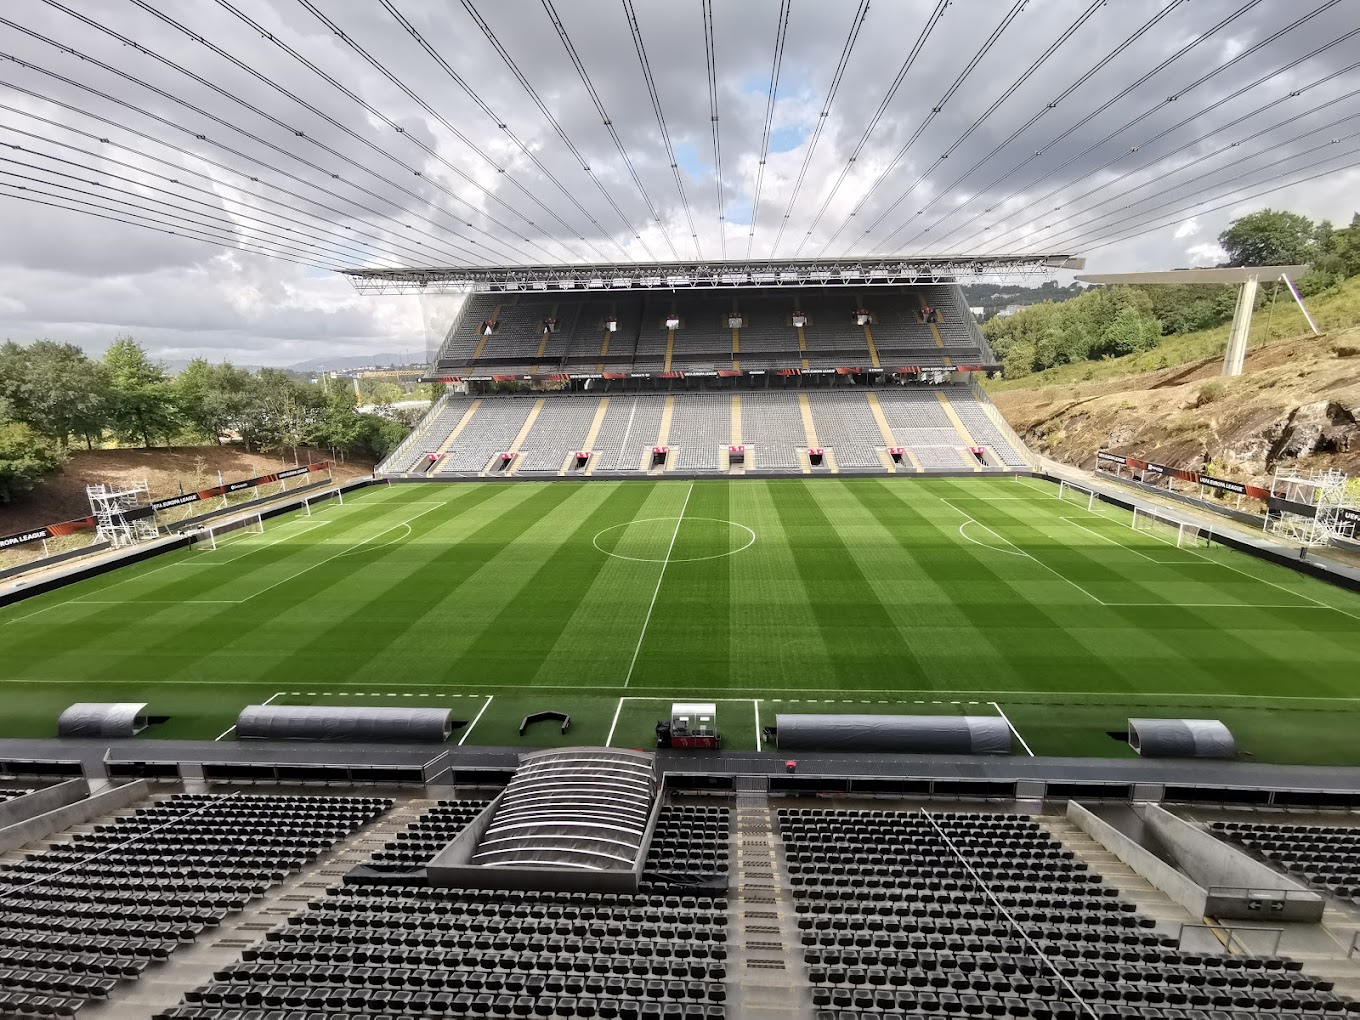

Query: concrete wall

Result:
[0,779,149,853]
[0,779,89,830]
[1141,804,1324,922]
[1067,801,1206,917]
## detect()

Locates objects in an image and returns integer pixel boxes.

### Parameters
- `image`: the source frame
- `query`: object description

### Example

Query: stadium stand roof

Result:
[471,748,658,871]
[345,254,1086,294]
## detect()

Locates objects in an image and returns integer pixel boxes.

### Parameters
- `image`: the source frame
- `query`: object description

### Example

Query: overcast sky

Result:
[1,0,1357,366]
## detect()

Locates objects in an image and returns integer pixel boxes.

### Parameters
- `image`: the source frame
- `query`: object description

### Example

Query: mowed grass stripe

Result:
[206,482,539,689]
[452,483,665,688]
[766,480,922,689]
[0,495,431,680]
[524,482,694,688]
[872,479,1136,696]
[619,481,734,691]
[76,493,489,686]
[721,481,836,692]
[827,480,1026,690]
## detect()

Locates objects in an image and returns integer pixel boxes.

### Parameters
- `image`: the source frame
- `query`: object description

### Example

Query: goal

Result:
[197,514,263,551]
[1058,480,1101,512]
[1131,507,1209,548]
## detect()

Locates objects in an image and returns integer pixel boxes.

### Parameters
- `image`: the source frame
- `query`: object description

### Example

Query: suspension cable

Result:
[1009,103,1360,254]
[1075,156,1360,256]
[767,0,870,258]
[975,43,1360,255]
[26,2,533,265]
[922,0,1341,254]
[0,186,330,271]
[744,0,789,259]
[1034,139,1360,255]
[124,0,569,265]
[0,130,408,269]
[623,0,703,259]
[882,0,1262,254]
[827,0,1103,257]
[795,0,950,257]
[459,0,651,262]
[0,45,490,268]
[800,0,1026,257]
[0,80,464,270]
[0,172,344,269]
[700,0,727,259]
[377,0,619,263]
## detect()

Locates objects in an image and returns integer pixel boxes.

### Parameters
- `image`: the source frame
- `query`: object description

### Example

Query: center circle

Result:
[592,517,756,563]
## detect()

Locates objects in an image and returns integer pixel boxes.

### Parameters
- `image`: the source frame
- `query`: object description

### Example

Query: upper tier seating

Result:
[1211,821,1360,903]
[158,801,732,1020]
[780,809,1350,1020]
[434,285,995,377]
[0,793,390,1017]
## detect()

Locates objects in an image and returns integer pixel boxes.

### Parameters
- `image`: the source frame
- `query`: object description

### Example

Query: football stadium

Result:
[3,3,1360,1019]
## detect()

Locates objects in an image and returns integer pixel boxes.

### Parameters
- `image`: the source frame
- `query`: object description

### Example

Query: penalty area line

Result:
[990,701,1034,757]
[214,690,284,741]
[458,695,494,746]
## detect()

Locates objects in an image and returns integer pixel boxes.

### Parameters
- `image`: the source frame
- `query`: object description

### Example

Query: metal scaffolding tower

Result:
[87,480,159,548]
[1264,467,1359,548]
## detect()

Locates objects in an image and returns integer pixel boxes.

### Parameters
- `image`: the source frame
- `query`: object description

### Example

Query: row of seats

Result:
[0,793,391,1017]
[780,810,1352,1019]
[1210,822,1360,901]
[160,803,731,1020]
[384,387,1029,476]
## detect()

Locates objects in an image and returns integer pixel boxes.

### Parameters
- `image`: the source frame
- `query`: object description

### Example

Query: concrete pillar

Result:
[1222,276,1259,376]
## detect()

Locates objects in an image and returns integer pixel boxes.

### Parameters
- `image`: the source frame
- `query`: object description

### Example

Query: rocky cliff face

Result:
[989,329,1360,484]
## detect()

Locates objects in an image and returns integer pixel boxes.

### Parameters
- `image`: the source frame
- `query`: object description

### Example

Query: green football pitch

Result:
[3,476,1359,764]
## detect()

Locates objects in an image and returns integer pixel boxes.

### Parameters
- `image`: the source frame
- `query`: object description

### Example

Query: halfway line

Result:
[623,483,693,689]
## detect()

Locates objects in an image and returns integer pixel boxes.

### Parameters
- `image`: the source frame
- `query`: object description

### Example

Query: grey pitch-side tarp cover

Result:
[774,714,1011,754]
[1128,718,1236,759]
[235,705,453,743]
[57,702,148,738]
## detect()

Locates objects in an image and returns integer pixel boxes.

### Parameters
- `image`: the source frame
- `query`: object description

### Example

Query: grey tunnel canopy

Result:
[774,714,1011,754]
[235,705,454,743]
[57,702,149,738]
[1128,718,1236,759]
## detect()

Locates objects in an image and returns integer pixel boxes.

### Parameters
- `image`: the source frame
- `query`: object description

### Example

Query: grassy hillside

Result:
[988,275,1360,393]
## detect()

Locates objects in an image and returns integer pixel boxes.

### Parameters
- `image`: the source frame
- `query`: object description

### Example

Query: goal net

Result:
[197,514,263,551]
[1131,507,1209,548]
[1058,480,1101,512]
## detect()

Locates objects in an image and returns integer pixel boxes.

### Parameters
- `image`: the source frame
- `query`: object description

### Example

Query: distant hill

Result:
[288,353,415,373]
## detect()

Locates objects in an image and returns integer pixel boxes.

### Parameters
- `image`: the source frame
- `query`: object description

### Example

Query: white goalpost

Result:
[197,514,264,551]
[1057,480,1101,512]
[302,488,343,516]
[1131,507,1209,549]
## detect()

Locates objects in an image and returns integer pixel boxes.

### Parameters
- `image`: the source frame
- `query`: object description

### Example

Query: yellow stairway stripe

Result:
[577,398,610,476]
[428,400,481,472]
[470,303,501,361]
[935,391,982,473]
[796,323,809,370]
[863,324,881,369]
[865,393,897,447]
[730,394,742,445]
[663,329,675,372]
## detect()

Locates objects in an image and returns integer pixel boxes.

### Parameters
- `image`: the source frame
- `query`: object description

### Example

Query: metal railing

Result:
[1178,921,1282,956]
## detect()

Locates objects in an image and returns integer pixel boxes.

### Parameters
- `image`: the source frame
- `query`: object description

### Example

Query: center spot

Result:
[592,517,756,563]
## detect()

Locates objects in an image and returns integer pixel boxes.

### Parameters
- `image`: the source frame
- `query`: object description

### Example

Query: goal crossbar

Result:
[197,513,263,551]
[1131,507,1209,549]
[1058,480,1101,513]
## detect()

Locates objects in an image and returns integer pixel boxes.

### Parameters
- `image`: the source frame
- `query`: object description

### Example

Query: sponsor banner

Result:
[716,369,742,378]
[150,492,202,512]
[657,371,684,379]
[1096,451,1127,466]
[1340,507,1360,527]
[0,527,53,550]
[1199,474,1247,496]
[835,367,863,375]
[1269,495,1318,519]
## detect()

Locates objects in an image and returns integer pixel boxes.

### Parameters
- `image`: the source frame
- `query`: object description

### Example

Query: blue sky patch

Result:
[674,141,711,180]
[769,122,810,153]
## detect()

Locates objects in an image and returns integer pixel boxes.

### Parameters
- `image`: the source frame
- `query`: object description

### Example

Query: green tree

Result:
[1218,208,1318,267]
[104,336,176,447]
[0,340,113,448]
[174,359,255,445]
[0,420,64,503]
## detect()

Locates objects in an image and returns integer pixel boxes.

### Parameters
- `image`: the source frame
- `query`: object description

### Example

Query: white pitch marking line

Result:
[458,695,494,746]
[957,520,1027,557]
[941,498,1107,606]
[238,502,445,603]
[753,699,763,752]
[215,689,284,741]
[604,696,625,748]
[184,519,331,565]
[991,701,1034,757]
[622,483,693,689]
[261,691,285,706]
[1058,517,1180,565]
